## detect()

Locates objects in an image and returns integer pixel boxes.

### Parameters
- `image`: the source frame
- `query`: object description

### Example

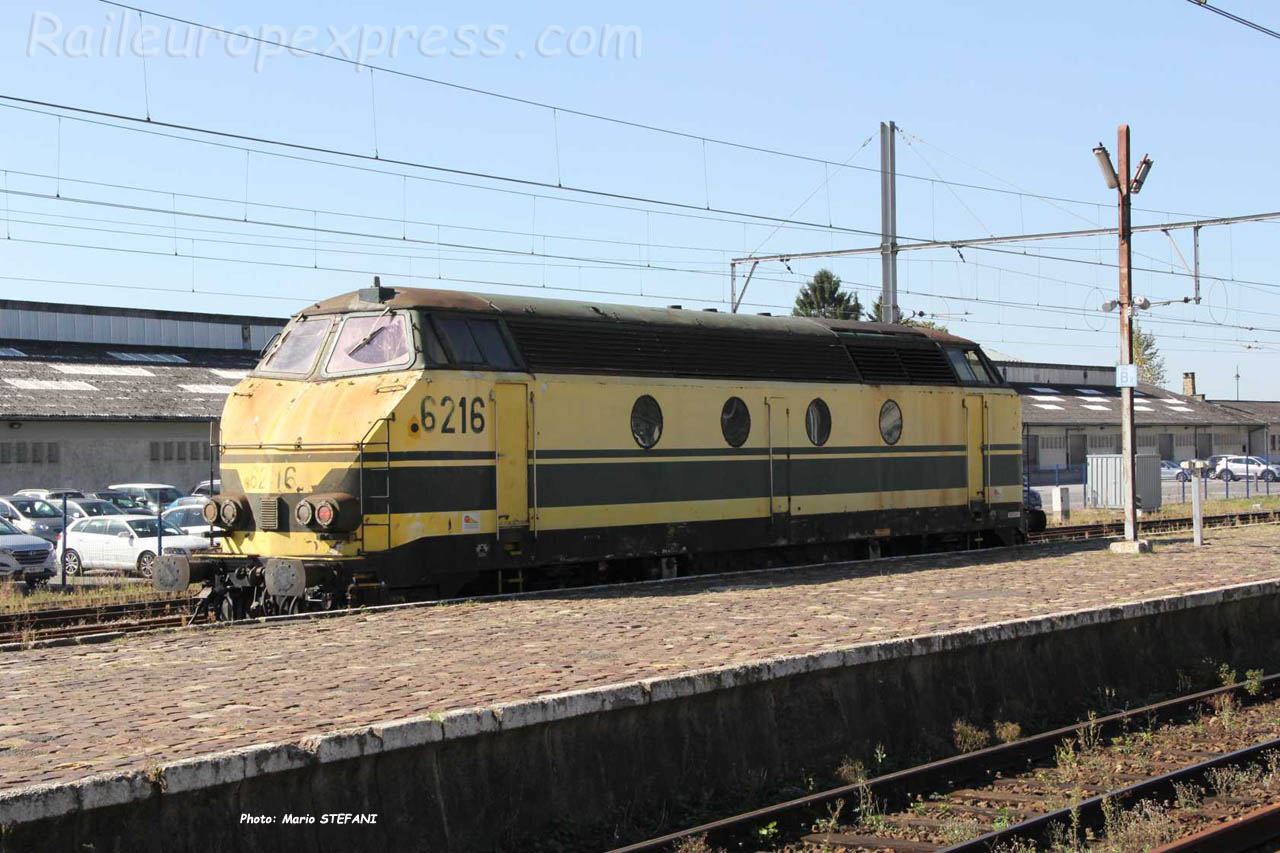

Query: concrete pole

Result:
[1118,124,1139,544]
[880,121,899,324]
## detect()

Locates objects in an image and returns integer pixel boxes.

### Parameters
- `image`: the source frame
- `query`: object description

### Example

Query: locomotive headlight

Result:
[219,500,240,527]
[294,499,314,527]
[201,500,220,525]
[314,500,337,528]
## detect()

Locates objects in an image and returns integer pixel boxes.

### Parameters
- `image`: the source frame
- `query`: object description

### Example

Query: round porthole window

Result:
[805,398,832,447]
[879,399,903,445]
[720,397,751,447]
[630,395,663,449]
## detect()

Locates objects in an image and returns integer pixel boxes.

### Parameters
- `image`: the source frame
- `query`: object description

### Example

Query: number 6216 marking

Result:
[419,395,485,434]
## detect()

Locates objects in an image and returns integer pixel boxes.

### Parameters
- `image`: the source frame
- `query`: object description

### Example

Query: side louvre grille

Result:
[504,319,859,382]
[259,497,280,531]
[845,343,958,386]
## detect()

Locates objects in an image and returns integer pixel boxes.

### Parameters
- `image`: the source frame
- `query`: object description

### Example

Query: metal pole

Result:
[60,493,67,586]
[1192,466,1204,547]
[879,121,899,323]
[729,261,737,313]
[1192,225,1201,304]
[1117,124,1138,543]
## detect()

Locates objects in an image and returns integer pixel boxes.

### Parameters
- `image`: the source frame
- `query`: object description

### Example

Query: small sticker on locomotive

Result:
[462,513,481,531]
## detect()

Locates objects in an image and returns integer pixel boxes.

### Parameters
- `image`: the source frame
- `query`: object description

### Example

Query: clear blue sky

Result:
[1,0,1278,397]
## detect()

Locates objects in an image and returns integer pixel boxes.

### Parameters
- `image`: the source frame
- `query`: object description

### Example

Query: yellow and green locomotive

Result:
[155,282,1024,617]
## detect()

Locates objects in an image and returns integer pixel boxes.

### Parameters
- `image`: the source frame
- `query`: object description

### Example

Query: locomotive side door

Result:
[963,395,987,512]
[766,397,791,525]
[494,383,530,537]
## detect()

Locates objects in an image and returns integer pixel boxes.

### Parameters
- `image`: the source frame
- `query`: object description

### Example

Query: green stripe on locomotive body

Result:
[223,448,1013,519]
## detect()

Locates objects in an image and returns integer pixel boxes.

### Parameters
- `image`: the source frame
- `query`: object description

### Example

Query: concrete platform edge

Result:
[2,577,1276,826]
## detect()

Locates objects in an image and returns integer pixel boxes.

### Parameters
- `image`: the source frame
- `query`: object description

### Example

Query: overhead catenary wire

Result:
[84,1,1241,221]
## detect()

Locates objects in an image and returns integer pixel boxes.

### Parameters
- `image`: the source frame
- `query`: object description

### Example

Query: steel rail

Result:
[607,675,1280,852]
[945,737,1280,852]
[1149,799,1280,853]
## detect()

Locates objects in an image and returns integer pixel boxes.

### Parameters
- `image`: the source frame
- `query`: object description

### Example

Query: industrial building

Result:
[993,360,1267,483]
[0,300,285,495]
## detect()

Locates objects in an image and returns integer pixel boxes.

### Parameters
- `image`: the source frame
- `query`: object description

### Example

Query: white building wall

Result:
[0,421,218,495]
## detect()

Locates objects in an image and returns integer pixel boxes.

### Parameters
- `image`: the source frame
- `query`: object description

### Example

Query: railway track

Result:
[1028,508,1280,543]
[612,674,1280,853]
[0,596,199,645]
[2,510,1274,646]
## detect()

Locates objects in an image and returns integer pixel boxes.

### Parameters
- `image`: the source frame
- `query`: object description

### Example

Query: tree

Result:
[1133,321,1166,387]
[793,269,861,320]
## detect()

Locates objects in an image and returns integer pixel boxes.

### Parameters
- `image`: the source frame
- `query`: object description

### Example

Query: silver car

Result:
[0,516,56,585]
[0,497,67,543]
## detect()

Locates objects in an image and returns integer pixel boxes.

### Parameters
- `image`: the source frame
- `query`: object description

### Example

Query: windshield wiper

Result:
[346,307,394,357]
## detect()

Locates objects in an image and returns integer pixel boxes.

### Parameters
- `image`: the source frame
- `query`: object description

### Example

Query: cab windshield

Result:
[326,312,414,374]
[259,316,332,375]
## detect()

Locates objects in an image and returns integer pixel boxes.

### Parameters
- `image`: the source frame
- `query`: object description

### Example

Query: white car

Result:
[1215,456,1280,483]
[161,505,216,536]
[0,516,56,585]
[59,514,214,578]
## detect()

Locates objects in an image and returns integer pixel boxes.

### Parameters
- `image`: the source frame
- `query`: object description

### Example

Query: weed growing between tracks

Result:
[0,576,194,614]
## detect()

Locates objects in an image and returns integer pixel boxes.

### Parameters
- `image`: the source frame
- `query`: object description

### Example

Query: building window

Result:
[0,443,10,464]
[163,441,175,461]
[805,398,832,447]
[30,443,43,464]
[177,442,187,461]
[630,395,663,449]
[720,397,750,448]
[190,441,202,460]
[46,442,59,463]
[878,400,903,446]
[150,442,161,462]
[202,443,211,461]
[15,443,26,464]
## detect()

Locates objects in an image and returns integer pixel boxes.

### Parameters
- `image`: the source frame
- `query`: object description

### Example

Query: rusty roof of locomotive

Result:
[302,286,978,346]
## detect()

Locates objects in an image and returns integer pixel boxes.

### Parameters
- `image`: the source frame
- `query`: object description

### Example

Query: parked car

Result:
[14,488,86,500]
[1203,455,1230,479]
[62,499,125,520]
[105,483,185,515]
[1215,455,1280,483]
[58,514,214,577]
[1160,460,1190,482]
[191,479,221,497]
[90,490,152,514]
[162,505,215,535]
[165,495,208,512]
[0,516,56,586]
[0,497,67,543]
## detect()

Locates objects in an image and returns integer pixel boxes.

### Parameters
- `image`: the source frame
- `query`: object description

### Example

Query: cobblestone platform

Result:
[3,526,1279,796]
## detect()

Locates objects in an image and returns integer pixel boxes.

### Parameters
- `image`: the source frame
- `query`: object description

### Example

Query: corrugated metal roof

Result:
[0,340,255,421]
[1014,382,1261,427]
[1210,400,1280,426]
[0,300,284,352]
